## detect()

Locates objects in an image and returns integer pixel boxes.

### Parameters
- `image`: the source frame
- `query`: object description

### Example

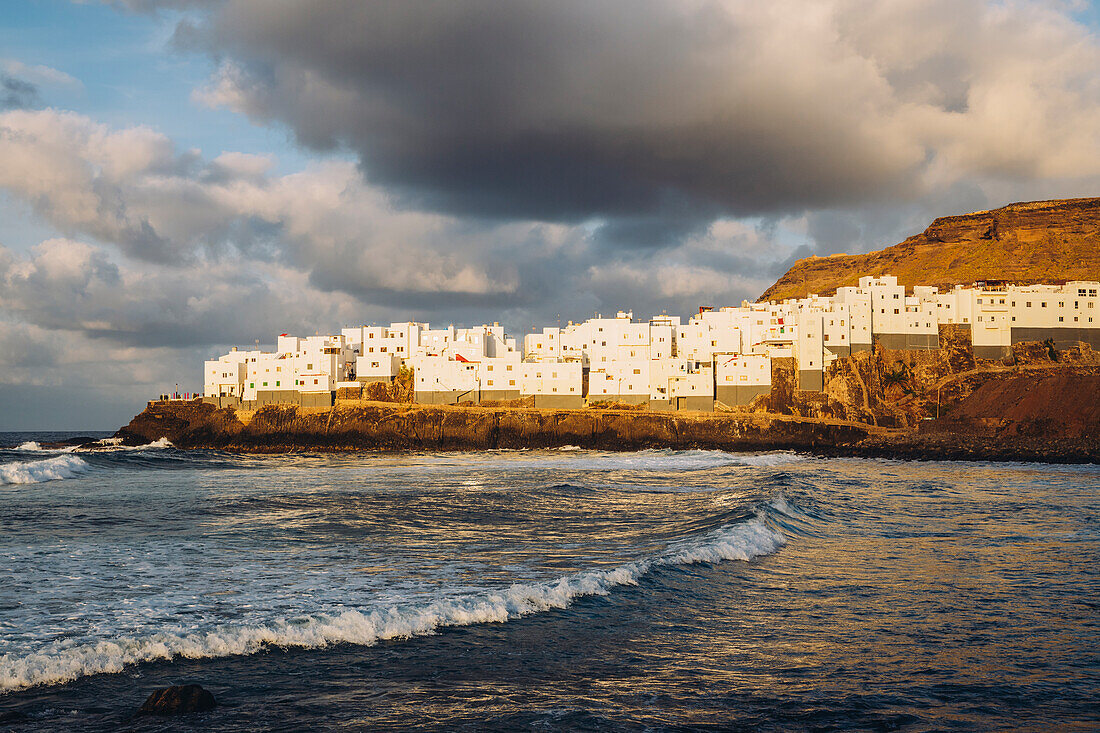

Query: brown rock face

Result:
[761,197,1100,301]
[116,401,872,453]
[137,684,217,715]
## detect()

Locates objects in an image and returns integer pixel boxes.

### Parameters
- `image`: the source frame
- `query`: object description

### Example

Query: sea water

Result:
[0,432,1097,730]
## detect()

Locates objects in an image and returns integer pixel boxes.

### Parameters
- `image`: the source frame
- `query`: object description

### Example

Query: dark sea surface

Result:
[0,431,1097,731]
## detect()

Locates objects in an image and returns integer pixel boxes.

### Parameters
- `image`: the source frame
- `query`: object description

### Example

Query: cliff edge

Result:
[761,197,1100,301]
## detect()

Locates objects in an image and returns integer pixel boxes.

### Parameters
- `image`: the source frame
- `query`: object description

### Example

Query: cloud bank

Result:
[3,0,1100,427]
[183,0,1100,228]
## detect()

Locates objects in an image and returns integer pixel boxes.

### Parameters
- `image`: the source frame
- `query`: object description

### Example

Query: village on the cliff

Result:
[199,275,1100,412]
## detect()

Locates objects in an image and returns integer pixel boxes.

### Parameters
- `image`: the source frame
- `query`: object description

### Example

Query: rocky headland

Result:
[118,338,1100,462]
[117,197,1100,463]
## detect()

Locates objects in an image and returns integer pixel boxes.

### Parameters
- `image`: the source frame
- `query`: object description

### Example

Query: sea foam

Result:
[0,455,90,485]
[0,515,785,692]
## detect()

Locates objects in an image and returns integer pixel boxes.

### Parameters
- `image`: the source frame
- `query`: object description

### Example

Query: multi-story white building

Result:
[205,276,1100,411]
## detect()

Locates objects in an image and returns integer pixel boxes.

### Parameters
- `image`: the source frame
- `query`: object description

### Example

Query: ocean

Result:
[0,431,1097,731]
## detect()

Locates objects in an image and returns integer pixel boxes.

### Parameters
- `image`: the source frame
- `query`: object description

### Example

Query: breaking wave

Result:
[0,455,90,485]
[78,437,173,452]
[0,514,785,692]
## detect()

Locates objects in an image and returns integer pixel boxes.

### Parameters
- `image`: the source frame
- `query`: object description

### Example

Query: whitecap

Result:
[0,455,90,485]
[0,518,784,692]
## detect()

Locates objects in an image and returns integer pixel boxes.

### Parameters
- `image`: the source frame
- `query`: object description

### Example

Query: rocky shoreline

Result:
[114,400,1099,464]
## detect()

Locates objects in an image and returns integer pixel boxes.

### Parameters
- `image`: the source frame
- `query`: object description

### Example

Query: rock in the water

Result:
[137,684,217,715]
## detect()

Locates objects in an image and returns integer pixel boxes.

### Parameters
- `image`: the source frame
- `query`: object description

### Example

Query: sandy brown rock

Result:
[117,400,873,454]
[761,197,1100,301]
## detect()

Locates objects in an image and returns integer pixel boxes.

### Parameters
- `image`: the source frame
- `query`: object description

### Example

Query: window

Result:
[487,380,494,386]
[1041,302,1047,308]
[1059,301,1065,308]
[262,381,268,386]
[893,309,899,315]
[307,363,313,370]
[487,365,493,371]
[1059,317,1064,322]
[509,380,516,386]
[977,298,982,304]
[633,368,641,375]
[506,365,513,371]
[314,379,319,385]
[1026,302,1031,308]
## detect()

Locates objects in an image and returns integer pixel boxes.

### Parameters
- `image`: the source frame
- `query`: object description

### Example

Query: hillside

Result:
[761,197,1100,301]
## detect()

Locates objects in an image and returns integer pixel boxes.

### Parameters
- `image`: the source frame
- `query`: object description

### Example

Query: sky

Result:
[1,0,1099,430]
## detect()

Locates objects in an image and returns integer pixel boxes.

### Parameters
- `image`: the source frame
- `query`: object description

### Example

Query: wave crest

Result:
[0,518,784,692]
[0,455,90,485]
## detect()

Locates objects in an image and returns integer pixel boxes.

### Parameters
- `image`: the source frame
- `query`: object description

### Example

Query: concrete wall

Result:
[533,395,584,409]
[798,370,824,392]
[875,333,940,350]
[356,375,393,384]
[299,391,334,408]
[415,390,479,405]
[649,397,714,412]
[715,384,771,406]
[850,342,873,353]
[479,389,521,403]
[677,396,714,412]
[254,389,303,406]
[1011,327,1100,350]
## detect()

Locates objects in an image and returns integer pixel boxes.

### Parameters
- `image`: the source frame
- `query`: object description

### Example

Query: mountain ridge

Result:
[761,197,1100,302]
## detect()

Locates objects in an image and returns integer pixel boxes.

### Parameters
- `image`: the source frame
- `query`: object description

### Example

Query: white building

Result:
[204,276,1100,409]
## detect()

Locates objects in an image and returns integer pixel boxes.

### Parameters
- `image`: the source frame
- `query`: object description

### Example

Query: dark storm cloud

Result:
[183,0,935,225]
[177,0,1100,258]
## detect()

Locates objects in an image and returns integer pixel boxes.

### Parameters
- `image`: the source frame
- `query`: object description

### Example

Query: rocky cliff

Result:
[117,401,874,453]
[761,197,1100,301]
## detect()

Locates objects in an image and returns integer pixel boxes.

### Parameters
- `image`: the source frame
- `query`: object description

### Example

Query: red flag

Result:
[455,354,470,363]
